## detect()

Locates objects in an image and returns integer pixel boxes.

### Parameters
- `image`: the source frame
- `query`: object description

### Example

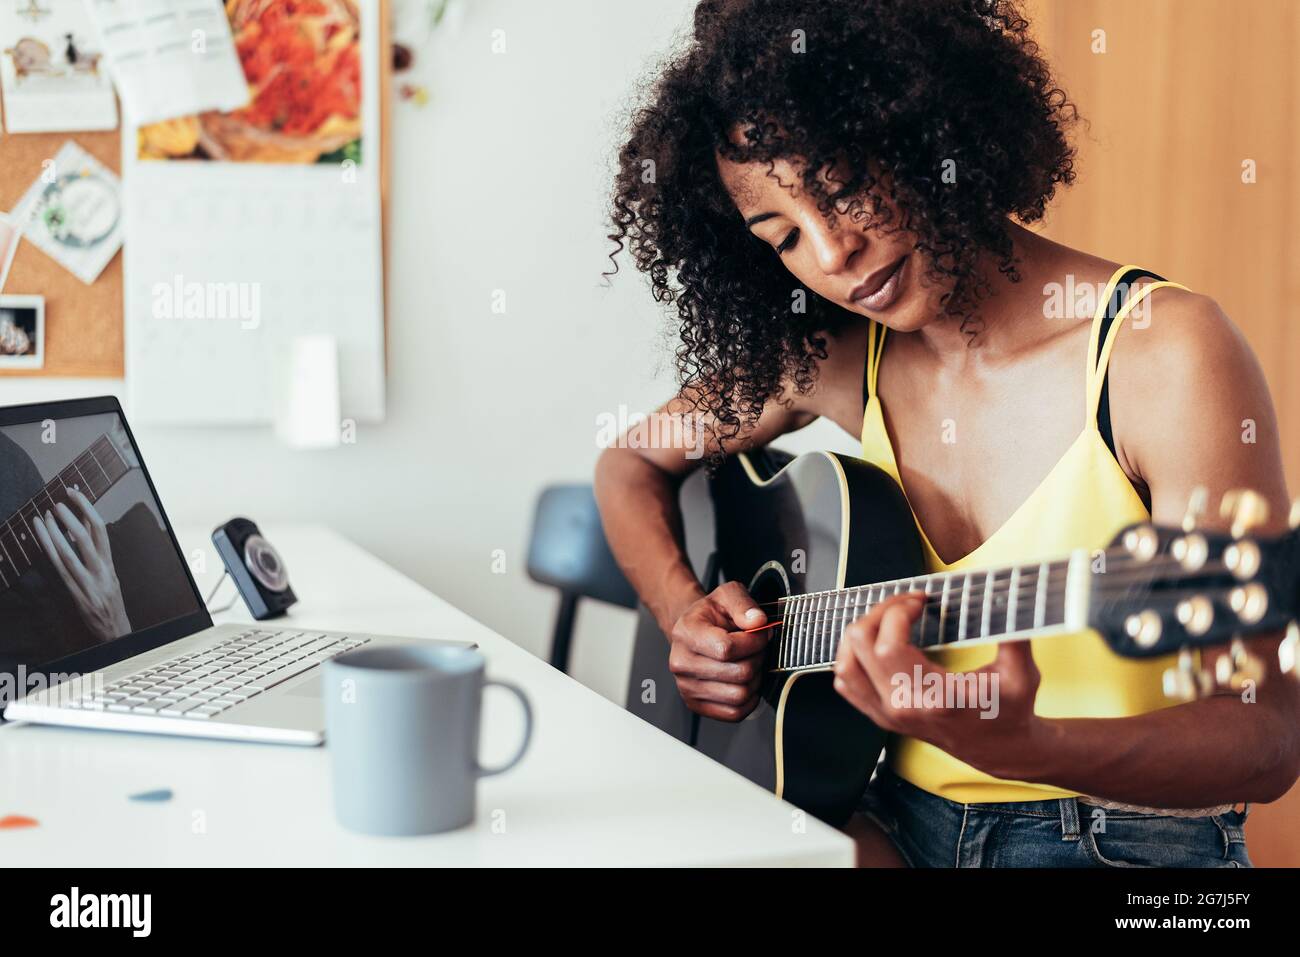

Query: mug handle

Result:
[476,679,533,777]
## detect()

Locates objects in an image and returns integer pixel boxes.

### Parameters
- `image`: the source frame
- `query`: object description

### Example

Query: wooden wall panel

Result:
[1024,0,1299,867]
[1025,0,1298,484]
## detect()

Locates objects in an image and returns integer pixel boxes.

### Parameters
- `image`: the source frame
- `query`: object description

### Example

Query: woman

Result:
[594,0,1299,867]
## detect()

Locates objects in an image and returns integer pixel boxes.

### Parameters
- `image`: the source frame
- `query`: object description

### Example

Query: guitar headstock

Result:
[1089,489,1300,701]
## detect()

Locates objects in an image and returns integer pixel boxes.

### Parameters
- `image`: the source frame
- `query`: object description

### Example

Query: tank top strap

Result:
[1085,270,1191,421]
[863,320,888,403]
[1086,266,1146,377]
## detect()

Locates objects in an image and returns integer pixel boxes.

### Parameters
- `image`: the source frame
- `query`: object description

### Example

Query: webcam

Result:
[211,517,298,620]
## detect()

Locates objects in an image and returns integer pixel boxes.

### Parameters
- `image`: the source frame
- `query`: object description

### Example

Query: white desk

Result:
[0,525,853,867]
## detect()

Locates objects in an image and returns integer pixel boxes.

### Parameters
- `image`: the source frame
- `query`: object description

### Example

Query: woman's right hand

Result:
[667,581,771,721]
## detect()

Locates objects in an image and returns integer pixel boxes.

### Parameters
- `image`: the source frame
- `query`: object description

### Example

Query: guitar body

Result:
[628,448,926,827]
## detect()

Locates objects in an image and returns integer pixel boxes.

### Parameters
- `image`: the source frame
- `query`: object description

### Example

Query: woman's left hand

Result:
[832,592,1053,779]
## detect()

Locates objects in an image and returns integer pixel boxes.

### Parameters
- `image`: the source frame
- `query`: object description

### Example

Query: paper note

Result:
[13,140,123,284]
[83,0,249,126]
[0,0,118,133]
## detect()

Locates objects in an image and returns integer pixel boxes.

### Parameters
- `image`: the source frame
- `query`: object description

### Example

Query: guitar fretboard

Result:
[0,434,130,592]
[774,554,1084,671]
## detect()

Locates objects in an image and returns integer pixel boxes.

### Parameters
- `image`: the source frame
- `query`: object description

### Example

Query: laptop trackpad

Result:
[287,674,322,698]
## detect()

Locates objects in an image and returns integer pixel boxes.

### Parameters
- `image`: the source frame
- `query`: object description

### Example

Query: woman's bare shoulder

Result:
[1106,284,1286,515]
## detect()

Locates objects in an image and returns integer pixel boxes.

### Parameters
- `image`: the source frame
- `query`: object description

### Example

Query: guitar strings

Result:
[0,435,121,575]
[750,552,1222,617]
[0,435,117,526]
[761,560,1192,616]
[761,570,1218,660]
[769,576,1231,666]
[751,578,1175,639]
[724,544,1249,666]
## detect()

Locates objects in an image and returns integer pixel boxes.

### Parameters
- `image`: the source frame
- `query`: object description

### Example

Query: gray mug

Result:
[323,644,532,836]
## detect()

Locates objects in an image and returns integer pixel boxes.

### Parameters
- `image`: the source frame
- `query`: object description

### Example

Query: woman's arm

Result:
[1029,292,1299,804]
[833,293,1300,807]
[594,390,816,720]
[592,396,711,636]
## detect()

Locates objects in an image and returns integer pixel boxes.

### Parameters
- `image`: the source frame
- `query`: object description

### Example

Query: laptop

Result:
[0,396,471,744]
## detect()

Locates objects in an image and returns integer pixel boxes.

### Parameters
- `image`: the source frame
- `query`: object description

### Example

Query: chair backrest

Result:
[526,484,637,609]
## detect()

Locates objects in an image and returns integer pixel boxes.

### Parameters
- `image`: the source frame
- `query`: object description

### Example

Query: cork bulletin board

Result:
[0,128,125,378]
[0,0,391,390]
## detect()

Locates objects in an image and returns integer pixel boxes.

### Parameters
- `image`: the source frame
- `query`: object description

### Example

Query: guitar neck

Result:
[0,434,130,592]
[773,551,1092,671]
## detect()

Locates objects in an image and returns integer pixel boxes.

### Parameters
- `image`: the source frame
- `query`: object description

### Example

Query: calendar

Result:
[121,0,386,426]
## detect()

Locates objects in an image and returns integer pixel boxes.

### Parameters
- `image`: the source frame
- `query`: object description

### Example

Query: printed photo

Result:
[0,0,118,133]
[137,0,363,165]
[0,295,44,369]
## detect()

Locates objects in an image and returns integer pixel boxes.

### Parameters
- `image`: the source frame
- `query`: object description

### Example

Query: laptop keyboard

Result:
[61,629,369,720]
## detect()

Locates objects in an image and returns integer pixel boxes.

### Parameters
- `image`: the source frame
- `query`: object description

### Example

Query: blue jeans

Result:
[860,766,1251,868]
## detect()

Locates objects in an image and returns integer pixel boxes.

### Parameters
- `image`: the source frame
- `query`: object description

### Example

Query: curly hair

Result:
[608,0,1078,455]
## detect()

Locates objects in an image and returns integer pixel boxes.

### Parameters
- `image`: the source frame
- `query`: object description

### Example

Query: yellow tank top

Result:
[860,265,1190,803]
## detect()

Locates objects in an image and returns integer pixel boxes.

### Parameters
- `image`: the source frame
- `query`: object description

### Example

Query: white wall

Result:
[0,0,858,703]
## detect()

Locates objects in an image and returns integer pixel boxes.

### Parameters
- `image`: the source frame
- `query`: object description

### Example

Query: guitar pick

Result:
[0,815,39,829]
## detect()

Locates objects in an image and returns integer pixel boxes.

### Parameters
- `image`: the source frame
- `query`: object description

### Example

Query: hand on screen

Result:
[32,488,132,643]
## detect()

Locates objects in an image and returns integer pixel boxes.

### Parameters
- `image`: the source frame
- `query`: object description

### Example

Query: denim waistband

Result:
[881,766,1243,824]
[1050,799,1243,844]
[1078,795,1237,818]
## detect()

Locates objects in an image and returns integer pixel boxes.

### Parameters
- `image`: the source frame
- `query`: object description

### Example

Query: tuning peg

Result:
[1171,533,1209,572]
[1163,648,1212,701]
[1124,609,1163,649]
[1228,583,1269,625]
[1182,486,1209,532]
[1280,622,1299,678]
[1214,638,1265,691]
[1223,540,1261,580]
[1220,489,1270,538]
[1121,525,1160,562]
[1162,664,1194,702]
[1175,595,1214,636]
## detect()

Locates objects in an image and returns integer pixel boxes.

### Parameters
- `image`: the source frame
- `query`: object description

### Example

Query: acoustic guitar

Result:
[628,448,1300,826]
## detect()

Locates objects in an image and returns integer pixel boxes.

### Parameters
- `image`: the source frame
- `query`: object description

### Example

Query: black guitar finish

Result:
[630,449,925,826]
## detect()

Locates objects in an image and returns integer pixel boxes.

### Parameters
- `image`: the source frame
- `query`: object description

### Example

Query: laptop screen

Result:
[0,406,205,687]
